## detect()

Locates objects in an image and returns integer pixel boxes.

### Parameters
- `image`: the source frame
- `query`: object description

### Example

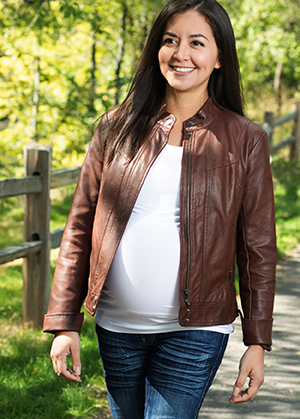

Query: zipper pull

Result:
[184,288,190,306]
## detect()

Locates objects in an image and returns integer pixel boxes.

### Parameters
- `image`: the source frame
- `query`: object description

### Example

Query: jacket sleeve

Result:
[236,130,277,351]
[43,117,107,334]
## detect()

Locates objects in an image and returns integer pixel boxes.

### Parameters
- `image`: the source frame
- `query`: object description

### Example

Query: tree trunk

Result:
[114,1,127,106]
[31,55,40,141]
[274,62,282,116]
[88,33,96,114]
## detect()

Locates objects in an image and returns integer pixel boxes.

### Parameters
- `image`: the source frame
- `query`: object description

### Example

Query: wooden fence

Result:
[0,102,300,328]
[0,142,81,328]
[263,100,300,160]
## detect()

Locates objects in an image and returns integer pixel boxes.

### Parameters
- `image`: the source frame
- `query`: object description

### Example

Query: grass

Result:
[0,188,111,419]
[271,156,300,258]
[0,155,299,418]
[0,187,77,251]
[0,264,111,419]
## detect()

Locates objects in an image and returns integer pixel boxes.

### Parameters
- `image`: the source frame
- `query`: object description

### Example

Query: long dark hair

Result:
[105,0,244,162]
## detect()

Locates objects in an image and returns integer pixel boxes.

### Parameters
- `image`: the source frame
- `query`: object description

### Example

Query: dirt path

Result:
[200,245,300,418]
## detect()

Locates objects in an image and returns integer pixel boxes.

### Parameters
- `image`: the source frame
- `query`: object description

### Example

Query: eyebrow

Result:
[163,31,209,41]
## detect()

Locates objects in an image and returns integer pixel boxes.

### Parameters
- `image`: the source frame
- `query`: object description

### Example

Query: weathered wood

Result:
[273,111,297,128]
[50,166,81,189]
[0,165,80,199]
[0,175,43,198]
[290,101,300,161]
[50,227,65,249]
[23,142,52,328]
[0,241,42,265]
[263,111,274,152]
[262,123,273,139]
[271,135,296,155]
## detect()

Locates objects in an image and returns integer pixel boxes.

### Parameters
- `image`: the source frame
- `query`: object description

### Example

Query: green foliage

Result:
[0,0,165,175]
[0,187,76,251]
[1,0,299,177]
[224,0,300,101]
[0,197,24,251]
[50,187,76,229]
[271,156,300,258]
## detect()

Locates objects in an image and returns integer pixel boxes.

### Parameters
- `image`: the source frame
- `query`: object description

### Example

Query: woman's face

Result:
[158,10,220,98]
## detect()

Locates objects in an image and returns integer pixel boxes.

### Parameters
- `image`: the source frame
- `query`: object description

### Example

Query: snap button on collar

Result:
[164,115,176,128]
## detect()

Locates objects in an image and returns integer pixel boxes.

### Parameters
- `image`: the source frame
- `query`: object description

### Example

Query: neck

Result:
[165,87,209,122]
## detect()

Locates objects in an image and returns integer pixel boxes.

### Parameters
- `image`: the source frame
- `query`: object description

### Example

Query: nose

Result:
[173,41,189,61]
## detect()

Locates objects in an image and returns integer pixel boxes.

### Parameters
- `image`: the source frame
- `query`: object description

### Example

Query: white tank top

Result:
[96,144,233,335]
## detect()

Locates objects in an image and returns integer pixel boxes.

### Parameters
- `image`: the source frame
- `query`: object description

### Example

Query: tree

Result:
[0,0,166,174]
[2,0,299,178]
[226,0,300,114]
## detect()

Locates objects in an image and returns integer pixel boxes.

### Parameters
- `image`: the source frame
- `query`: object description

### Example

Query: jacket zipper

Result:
[184,131,193,308]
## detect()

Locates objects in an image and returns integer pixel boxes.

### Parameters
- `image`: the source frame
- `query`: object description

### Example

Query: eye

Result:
[192,40,205,47]
[162,37,176,45]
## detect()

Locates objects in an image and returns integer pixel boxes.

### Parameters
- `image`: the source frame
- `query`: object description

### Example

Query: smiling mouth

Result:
[171,66,196,73]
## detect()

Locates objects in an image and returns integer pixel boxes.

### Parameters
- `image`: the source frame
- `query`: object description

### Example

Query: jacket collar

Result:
[157,97,221,130]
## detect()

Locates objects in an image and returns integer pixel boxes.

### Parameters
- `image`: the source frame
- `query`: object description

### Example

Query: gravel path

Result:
[200,245,300,418]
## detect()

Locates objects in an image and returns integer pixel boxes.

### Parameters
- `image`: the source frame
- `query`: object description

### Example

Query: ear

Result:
[214,59,221,69]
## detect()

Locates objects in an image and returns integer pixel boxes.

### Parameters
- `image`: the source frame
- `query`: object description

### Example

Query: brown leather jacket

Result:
[43,98,277,350]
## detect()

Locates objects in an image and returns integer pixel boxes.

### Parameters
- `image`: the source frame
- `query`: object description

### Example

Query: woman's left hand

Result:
[228,345,264,403]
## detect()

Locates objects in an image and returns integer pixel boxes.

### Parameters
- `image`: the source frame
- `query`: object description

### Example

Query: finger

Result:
[228,370,247,403]
[71,346,81,377]
[51,351,63,377]
[60,367,82,382]
[228,386,243,403]
[228,388,255,403]
[54,355,81,382]
[229,378,261,403]
[51,356,58,373]
[234,370,247,391]
[53,352,67,376]
[55,353,81,382]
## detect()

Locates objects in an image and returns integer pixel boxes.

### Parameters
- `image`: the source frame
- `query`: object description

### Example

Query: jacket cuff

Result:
[43,312,84,334]
[241,318,273,351]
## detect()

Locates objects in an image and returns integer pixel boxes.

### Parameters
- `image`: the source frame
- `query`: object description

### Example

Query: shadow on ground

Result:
[200,245,300,419]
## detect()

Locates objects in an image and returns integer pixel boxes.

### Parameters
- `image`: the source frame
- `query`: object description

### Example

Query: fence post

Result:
[290,100,300,161]
[264,111,274,153]
[23,142,52,328]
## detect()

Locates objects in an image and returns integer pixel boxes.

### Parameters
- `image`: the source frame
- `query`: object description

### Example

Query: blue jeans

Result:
[96,325,228,419]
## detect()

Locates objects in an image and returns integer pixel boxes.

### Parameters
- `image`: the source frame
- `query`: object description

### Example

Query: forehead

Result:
[164,9,214,37]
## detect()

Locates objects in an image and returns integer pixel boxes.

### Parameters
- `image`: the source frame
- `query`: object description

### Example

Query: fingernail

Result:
[75,366,81,376]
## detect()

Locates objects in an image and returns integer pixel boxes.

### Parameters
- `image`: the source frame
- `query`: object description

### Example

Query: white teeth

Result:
[173,67,195,73]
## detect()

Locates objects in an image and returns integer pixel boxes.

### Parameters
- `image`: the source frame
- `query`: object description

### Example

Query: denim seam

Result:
[197,333,228,410]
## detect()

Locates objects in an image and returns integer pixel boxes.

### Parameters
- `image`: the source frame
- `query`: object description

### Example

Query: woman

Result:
[44,0,277,418]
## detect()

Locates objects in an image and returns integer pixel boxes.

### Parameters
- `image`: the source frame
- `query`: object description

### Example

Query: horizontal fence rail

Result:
[0,175,43,199]
[50,166,81,189]
[0,227,65,265]
[262,101,300,159]
[0,240,43,265]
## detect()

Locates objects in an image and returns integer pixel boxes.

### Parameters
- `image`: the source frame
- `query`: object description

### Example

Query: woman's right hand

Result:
[50,331,82,382]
